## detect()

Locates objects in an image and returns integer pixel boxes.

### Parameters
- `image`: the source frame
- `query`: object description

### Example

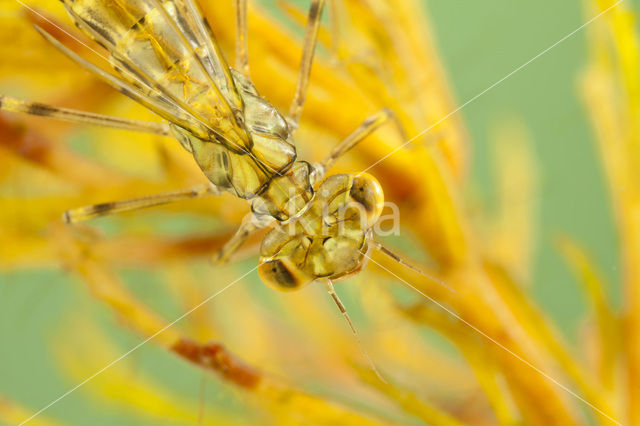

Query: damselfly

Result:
[1,0,444,370]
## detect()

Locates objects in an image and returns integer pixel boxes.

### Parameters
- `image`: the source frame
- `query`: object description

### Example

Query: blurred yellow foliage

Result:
[0,0,637,424]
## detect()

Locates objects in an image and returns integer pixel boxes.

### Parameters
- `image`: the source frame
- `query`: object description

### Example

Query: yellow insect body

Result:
[0,0,442,383]
[45,0,388,289]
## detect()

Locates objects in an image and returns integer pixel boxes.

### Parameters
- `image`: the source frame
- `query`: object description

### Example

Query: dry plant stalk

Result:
[0,0,635,424]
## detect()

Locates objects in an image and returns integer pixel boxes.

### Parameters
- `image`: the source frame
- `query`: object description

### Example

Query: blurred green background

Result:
[1,0,638,424]
[425,0,636,337]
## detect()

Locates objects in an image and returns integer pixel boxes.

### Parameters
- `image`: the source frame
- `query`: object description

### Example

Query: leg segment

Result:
[63,184,219,224]
[323,279,386,382]
[288,0,326,127]
[234,0,250,77]
[319,108,406,175]
[0,95,169,136]
[212,213,273,264]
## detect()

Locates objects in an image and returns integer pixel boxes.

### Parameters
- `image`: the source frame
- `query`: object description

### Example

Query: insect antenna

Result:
[323,280,387,383]
[370,240,456,293]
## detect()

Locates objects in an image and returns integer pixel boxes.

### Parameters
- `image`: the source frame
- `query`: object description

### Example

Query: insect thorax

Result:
[258,174,386,291]
[171,70,305,205]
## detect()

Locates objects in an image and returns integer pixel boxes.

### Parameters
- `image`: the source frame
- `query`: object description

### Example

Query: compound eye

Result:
[349,173,384,227]
[258,259,313,292]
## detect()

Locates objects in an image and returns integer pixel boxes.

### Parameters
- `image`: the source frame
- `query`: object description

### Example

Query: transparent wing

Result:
[60,0,250,150]
[164,0,244,114]
[36,25,211,139]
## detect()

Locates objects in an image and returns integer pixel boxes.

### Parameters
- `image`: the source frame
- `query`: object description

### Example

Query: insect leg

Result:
[212,214,273,264]
[63,184,220,224]
[235,0,250,77]
[322,279,386,382]
[0,95,170,136]
[288,0,326,127]
[319,108,406,175]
